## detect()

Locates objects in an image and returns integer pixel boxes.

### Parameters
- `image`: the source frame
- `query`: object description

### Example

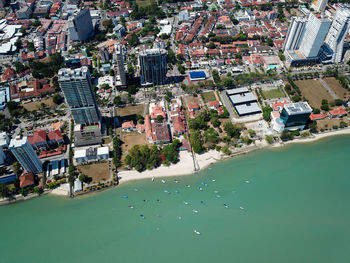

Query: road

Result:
[220,90,236,120]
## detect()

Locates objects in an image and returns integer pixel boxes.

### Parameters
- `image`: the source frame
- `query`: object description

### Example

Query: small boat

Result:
[192,209,198,213]
[208,167,212,170]
[156,199,160,203]
[164,190,170,194]
[212,179,216,182]
[224,204,229,208]
[194,230,201,235]
[186,184,191,188]
[240,206,245,210]
[200,200,205,204]
[177,216,182,220]
[201,182,207,186]
[214,190,219,194]
[245,180,250,184]
[128,205,134,209]
[134,188,138,192]
[161,179,166,184]
[174,190,179,193]
[123,195,128,198]
[216,194,221,198]
[184,201,189,205]
[140,214,145,219]
[174,179,179,183]
[197,187,202,191]
[151,177,155,182]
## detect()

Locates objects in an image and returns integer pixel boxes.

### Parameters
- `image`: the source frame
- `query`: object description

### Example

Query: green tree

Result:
[224,122,240,139]
[114,96,122,106]
[128,33,139,47]
[265,135,274,144]
[156,115,164,123]
[262,106,273,122]
[0,183,9,198]
[12,161,21,175]
[52,94,63,104]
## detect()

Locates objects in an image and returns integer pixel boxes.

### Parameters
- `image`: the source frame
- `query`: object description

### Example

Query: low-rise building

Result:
[122,121,137,132]
[74,146,109,163]
[329,107,347,118]
[227,88,261,117]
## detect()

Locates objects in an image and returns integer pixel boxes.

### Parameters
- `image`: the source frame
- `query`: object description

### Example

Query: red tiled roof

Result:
[19,173,35,188]
[151,123,170,143]
[122,121,136,129]
[329,107,347,117]
[47,129,63,142]
[150,104,166,119]
[28,130,47,145]
[207,100,221,107]
[188,103,200,110]
[309,113,328,121]
[271,100,289,111]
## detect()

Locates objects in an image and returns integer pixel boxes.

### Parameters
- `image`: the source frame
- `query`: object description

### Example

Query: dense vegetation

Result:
[125,140,181,172]
[29,53,65,79]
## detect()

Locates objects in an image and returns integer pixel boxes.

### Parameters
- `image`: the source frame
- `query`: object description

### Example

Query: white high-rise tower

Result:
[299,13,331,58]
[311,0,328,13]
[324,5,350,63]
[283,17,307,52]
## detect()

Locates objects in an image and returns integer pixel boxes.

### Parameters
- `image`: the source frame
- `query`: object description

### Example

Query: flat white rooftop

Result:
[226,87,249,95]
[235,102,261,116]
[229,92,257,105]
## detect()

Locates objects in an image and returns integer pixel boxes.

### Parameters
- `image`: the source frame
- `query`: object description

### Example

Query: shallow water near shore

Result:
[1,135,350,263]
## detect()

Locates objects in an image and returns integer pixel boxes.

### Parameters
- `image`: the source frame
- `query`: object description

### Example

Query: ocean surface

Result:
[1,136,350,263]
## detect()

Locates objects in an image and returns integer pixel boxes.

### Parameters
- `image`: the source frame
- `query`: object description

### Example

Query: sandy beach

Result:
[118,150,223,184]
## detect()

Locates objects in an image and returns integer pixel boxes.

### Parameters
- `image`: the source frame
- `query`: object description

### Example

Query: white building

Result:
[179,10,190,21]
[282,17,307,52]
[299,13,331,58]
[74,146,109,163]
[311,0,328,13]
[324,5,350,63]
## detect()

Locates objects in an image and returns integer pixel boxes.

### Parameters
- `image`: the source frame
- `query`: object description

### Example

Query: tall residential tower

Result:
[58,67,101,126]
[139,49,167,86]
[283,17,307,52]
[311,0,328,13]
[324,5,350,63]
[69,8,94,42]
[299,13,331,58]
[115,44,127,86]
[9,136,42,174]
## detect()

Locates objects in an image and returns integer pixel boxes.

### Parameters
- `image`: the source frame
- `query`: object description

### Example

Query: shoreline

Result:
[2,128,349,203]
[117,128,350,185]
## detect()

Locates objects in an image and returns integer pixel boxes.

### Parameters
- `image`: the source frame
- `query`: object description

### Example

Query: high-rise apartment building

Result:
[70,8,94,42]
[299,13,331,58]
[324,5,350,63]
[9,136,43,174]
[115,44,127,86]
[311,0,328,13]
[139,49,167,86]
[58,67,101,126]
[283,17,307,52]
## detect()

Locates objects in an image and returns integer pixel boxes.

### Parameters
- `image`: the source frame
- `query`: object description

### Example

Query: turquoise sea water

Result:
[1,136,350,263]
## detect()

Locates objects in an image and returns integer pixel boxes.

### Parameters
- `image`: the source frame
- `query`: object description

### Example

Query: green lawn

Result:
[201,92,217,103]
[262,88,285,99]
[136,0,151,7]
